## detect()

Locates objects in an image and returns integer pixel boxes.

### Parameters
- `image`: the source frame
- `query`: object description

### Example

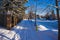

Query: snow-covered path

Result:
[12,19,58,40]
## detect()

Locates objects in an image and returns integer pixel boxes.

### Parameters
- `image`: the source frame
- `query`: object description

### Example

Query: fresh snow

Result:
[0,28,20,40]
[38,25,49,31]
[0,19,58,40]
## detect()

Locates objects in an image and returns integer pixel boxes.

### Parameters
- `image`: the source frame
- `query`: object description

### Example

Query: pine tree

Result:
[0,0,28,29]
[1,0,27,18]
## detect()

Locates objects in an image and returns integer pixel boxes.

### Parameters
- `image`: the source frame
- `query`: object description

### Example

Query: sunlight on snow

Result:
[14,26,27,30]
[38,25,48,31]
[24,19,28,20]
[0,29,16,39]
[52,29,58,32]
[38,25,58,32]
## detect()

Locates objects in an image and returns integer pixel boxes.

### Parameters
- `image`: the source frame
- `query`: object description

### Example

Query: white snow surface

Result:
[0,28,20,40]
[38,25,49,31]
[0,19,58,40]
[38,25,58,32]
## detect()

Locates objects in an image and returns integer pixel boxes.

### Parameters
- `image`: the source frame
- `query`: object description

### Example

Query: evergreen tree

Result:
[0,0,27,18]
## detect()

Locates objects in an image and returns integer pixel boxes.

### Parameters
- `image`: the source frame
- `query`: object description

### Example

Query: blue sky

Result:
[25,0,60,16]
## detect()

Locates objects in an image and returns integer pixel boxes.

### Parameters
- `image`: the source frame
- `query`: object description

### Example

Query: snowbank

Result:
[38,25,58,32]
[38,25,48,31]
[0,28,20,40]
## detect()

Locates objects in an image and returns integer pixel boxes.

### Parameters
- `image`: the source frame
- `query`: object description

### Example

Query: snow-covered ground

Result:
[0,19,58,40]
[0,27,20,40]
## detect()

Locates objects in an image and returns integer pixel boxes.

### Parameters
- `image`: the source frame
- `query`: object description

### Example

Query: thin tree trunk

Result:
[55,0,60,39]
